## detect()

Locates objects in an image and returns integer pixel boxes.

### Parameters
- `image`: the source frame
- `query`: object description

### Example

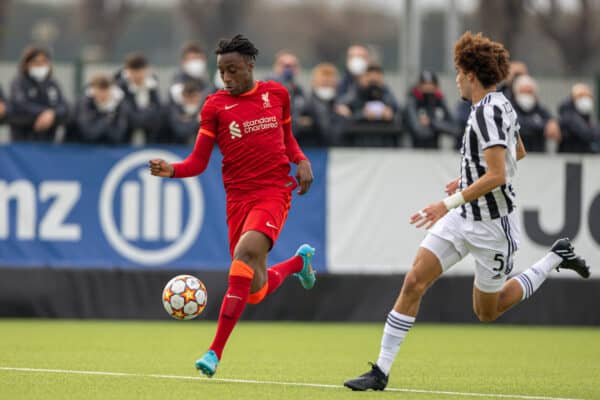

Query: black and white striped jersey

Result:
[459,92,519,221]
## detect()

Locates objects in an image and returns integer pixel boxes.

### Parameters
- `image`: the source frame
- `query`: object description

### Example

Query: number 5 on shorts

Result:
[493,253,505,272]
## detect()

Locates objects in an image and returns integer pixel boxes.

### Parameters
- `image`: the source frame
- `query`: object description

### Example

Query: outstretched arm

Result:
[411,146,506,229]
[149,130,214,178]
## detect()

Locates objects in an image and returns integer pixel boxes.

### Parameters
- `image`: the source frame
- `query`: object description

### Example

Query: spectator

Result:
[512,75,560,153]
[73,74,132,145]
[115,52,162,144]
[164,81,202,144]
[337,44,370,98]
[0,84,8,124]
[168,42,213,107]
[339,64,398,124]
[558,83,600,153]
[497,61,528,101]
[296,63,348,147]
[404,70,459,149]
[8,46,69,141]
[269,50,306,130]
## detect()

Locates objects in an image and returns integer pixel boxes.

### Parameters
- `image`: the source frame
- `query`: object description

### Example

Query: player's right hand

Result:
[445,177,460,195]
[149,159,174,178]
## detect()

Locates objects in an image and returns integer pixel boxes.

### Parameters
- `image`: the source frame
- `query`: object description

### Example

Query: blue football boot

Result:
[195,350,219,377]
[293,244,316,289]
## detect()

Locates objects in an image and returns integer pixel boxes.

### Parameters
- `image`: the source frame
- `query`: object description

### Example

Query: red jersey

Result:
[172,81,307,195]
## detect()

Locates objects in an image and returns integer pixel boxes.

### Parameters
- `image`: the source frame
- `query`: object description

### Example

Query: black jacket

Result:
[404,87,459,149]
[336,69,358,98]
[163,102,200,145]
[557,98,599,153]
[8,73,69,141]
[513,102,552,153]
[340,83,399,123]
[114,69,163,143]
[73,93,132,145]
[296,93,348,147]
[168,70,213,105]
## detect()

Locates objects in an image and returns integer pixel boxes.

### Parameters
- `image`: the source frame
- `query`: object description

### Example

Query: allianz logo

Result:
[100,150,204,265]
[0,150,204,266]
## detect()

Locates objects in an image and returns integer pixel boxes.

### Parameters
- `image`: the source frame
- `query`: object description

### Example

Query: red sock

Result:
[266,256,303,296]
[209,261,253,360]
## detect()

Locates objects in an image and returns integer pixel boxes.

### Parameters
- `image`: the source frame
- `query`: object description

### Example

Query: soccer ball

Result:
[162,275,207,320]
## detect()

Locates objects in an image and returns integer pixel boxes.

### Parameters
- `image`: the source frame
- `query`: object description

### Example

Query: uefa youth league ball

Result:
[162,275,207,320]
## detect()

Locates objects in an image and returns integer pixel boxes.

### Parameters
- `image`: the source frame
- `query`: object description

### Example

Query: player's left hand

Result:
[296,160,314,195]
[410,201,448,229]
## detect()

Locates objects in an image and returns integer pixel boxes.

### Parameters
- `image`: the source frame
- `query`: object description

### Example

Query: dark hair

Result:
[89,73,112,90]
[454,31,510,88]
[125,52,149,70]
[182,81,202,96]
[215,34,259,61]
[366,64,383,74]
[181,42,205,58]
[19,46,51,75]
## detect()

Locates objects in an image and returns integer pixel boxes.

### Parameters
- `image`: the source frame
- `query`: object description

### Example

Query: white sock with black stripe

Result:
[376,310,415,375]
[514,252,563,300]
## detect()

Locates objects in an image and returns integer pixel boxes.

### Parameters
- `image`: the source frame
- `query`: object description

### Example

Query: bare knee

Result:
[401,270,430,299]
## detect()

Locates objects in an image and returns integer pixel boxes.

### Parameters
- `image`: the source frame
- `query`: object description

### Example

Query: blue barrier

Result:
[0,144,326,270]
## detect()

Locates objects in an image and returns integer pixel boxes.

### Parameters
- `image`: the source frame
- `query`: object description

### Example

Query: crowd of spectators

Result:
[1,43,599,153]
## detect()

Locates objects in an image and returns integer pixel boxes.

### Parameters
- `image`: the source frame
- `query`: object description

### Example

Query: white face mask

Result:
[347,56,368,76]
[96,98,118,113]
[314,86,336,101]
[183,103,199,115]
[29,65,50,82]
[515,93,536,112]
[183,59,206,78]
[575,96,594,115]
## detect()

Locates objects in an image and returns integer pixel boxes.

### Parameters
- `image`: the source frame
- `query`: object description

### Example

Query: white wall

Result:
[327,149,600,278]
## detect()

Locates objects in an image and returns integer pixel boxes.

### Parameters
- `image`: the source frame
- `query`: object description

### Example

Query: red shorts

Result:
[226,189,293,257]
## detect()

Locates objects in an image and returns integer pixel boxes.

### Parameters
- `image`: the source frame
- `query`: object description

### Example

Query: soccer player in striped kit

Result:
[150,35,316,377]
[344,31,591,391]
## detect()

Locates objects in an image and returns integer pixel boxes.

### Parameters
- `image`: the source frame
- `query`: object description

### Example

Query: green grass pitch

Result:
[0,320,598,400]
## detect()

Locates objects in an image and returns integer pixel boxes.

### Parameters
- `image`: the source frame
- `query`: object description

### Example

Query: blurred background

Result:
[0,0,598,325]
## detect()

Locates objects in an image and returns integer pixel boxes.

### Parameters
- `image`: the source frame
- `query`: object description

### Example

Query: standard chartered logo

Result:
[99,150,204,265]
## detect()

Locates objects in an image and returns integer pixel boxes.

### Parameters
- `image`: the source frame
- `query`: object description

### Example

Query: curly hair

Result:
[215,34,259,62]
[454,31,510,88]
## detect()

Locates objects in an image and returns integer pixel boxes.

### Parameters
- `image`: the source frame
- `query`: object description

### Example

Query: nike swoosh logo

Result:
[225,104,238,110]
[225,294,243,300]
[266,222,279,229]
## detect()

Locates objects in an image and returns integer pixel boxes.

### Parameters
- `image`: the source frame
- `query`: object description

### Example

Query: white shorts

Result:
[420,208,521,293]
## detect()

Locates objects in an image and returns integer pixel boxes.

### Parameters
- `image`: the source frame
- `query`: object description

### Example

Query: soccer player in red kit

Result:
[149,35,316,377]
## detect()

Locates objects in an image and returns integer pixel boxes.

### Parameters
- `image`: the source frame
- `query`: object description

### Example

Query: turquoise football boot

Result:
[293,244,316,289]
[195,350,219,377]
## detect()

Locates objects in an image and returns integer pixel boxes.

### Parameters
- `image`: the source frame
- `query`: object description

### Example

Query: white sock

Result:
[376,310,415,375]
[514,252,562,301]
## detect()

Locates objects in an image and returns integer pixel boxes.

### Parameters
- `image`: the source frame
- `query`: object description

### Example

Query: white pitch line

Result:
[0,366,586,400]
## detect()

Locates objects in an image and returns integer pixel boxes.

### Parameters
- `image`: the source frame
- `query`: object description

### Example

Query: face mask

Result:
[183,59,206,78]
[281,67,295,82]
[515,93,536,112]
[96,98,118,113]
[314,86,335,101]
[363,82,383,100]
[575,96,593,115]
[183,103,199,115]
[29,65,50,82]
[347,56,367,76]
